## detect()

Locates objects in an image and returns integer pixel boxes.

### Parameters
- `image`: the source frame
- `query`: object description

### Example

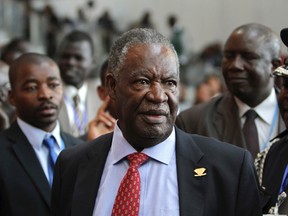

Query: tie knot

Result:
[127,152,148,168]
[245,109,257,120]
[43,136,55,149]
[73,94,80,107]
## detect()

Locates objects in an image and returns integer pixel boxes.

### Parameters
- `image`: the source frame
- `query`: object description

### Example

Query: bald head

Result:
[222,23,281,107]
[9,53,59,89]
[8,52,63,132]
[228,23,281,60]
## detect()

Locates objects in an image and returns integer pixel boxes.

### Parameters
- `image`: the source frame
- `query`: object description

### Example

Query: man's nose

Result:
[66,57,77,65]
[38,85,53,100]
[146,83,168,103]
[230,55,244,70]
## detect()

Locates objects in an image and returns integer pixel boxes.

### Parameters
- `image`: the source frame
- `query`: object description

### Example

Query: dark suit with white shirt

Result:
[51,127,262,216]
[176,91,285,149]
[0,122,83,216]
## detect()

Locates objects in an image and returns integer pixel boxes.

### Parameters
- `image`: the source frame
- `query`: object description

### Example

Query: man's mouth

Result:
[141,114,167,124]
[140,110,168,124]
[37,103,57,115]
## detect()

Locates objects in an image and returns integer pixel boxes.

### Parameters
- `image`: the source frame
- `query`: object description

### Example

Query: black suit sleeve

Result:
[235,150,262,216]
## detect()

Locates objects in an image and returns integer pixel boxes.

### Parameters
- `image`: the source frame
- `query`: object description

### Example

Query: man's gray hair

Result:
[108,28,179,78]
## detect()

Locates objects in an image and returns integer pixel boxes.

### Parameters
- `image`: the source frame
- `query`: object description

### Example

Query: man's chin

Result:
[138,125,172,140]
[35,118,57,128]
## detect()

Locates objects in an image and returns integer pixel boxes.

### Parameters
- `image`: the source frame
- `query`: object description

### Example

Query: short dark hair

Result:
[9,53,57,89]
[58,30,95,55]
[0,38,30,62]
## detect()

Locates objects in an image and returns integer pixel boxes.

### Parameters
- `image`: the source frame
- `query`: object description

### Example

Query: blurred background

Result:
[1,0,288,107]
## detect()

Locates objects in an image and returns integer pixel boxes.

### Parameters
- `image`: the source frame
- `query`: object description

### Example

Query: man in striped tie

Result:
[56,30,102,137]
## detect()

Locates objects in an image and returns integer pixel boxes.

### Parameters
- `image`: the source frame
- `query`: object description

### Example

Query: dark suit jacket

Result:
[176,91,285,149]
[51,127,262,216]
[0,122,84,216]
[260,130,288,213]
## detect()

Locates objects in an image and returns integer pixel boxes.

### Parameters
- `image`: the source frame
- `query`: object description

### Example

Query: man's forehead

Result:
[127,43,170,51]
[60,41,92,53]
[125,44,175,62]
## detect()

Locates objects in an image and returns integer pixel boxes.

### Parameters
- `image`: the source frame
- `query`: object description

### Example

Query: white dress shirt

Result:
[17,118,64,181]
[235,89,279,151]
[93,124,179,216]
[63,83,87,127]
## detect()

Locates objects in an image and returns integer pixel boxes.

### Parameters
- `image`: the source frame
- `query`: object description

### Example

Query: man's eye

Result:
[75,56,84,61]
[243,54,259,61]
[24,86,37,92]
[137,79,149,85]
[49,82,61,89]
[166,80,177,87]
[61,54,71,60]
[133,79,150,89]
[224,52,234,59]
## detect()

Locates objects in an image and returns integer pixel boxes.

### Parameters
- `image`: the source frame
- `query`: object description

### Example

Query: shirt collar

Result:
[235,89,278,124]
[17,118,62,150]
[111,122,176,165]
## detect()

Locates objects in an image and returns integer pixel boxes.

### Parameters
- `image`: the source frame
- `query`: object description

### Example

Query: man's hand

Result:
[86,96,116,141]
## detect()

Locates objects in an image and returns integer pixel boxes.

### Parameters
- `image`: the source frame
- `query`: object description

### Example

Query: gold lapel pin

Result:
[194,168,207,177]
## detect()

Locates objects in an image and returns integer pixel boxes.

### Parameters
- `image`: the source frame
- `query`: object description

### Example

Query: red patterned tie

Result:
[112,152,149,216]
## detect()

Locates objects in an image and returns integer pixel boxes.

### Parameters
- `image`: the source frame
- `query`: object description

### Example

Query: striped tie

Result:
[72,94,84,136]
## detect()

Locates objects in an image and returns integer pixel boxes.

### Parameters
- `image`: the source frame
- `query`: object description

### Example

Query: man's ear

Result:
[105,73,117,100]
[97,86,107,101]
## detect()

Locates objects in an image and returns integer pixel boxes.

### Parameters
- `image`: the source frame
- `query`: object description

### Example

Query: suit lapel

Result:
[278,114,286,134]
[213,93,245,148]
[176,128,206,216]
[60,132,83,148]
[71,135,112,216]
[8,123,51,207]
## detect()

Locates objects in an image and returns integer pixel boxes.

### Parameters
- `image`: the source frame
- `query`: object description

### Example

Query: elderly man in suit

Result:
[176,23,285,159]
[0,53,83,216]
[51,28,262,216]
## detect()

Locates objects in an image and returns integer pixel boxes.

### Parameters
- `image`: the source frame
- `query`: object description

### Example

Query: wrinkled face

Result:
[9,62,63,132]
[278,77,288,129]
[107,43,179,150]
[222,31,274,107]
[57,41,93,88]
